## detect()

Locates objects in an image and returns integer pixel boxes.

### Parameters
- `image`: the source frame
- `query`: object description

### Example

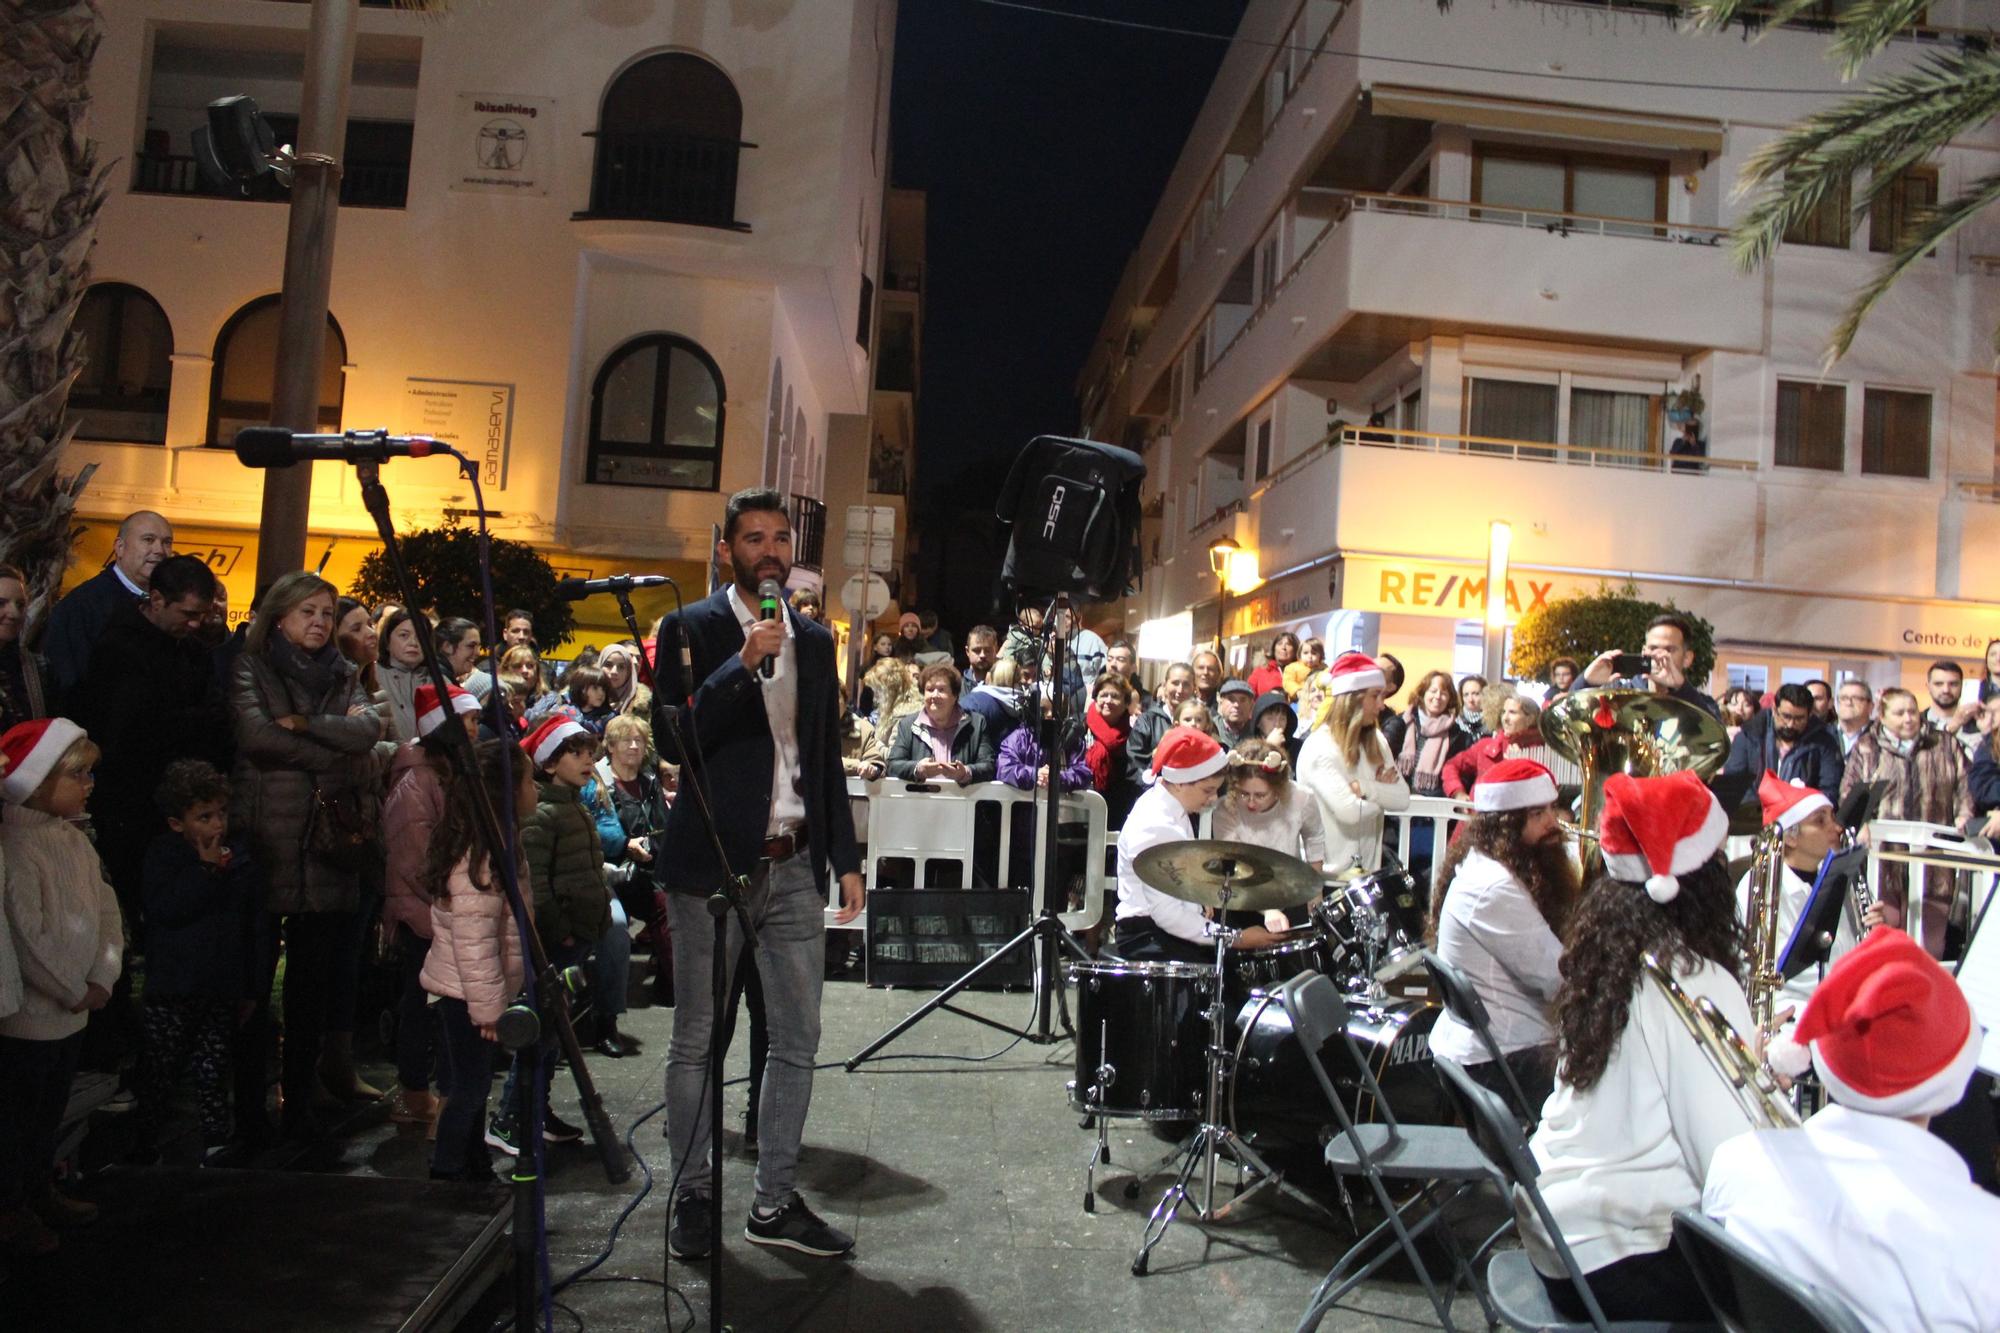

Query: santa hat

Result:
[415,682,482,737]
[0,718,87,805]
[1765,925,1981,1117]
[523,715,591,770]
[1473,759,1558,813]
[1757,770,1831,833]
[1325,652,1386,697]
[1151,726,1227,783]
[1597,770,1728,904]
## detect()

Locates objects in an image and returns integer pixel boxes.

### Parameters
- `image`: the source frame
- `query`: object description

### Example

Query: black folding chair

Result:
[1421,949,1541,1128]
[1672,1209,1870,1333]
[1274,973,1499,1333]
[1434,1055,1717,1333]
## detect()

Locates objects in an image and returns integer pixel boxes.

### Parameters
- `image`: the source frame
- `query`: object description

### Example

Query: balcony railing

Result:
[791,494,827,571]
[577,130,752,231]
[132,149,410,209]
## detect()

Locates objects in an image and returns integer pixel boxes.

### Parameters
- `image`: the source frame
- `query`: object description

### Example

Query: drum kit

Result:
[1067,839,1447,1275]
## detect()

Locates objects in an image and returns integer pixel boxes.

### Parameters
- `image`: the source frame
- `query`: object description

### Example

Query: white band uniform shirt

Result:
[1114,781,1210,947]
[1429,848,1562,1068]
[1733,857,1857,1013]
[725,584,805,837]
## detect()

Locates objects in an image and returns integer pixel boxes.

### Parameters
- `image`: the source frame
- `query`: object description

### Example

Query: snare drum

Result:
[1226,993,1445,1153]
[1067,959,1215,1120]
[1228,927,1340,997]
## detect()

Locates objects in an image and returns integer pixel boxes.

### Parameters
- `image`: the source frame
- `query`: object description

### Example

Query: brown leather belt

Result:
[759,830,806,861]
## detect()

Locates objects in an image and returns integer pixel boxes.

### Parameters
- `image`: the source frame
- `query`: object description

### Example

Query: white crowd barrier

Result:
[1389,795,1475,894]
[1862,820,2000,948]
[826,777,1110,933]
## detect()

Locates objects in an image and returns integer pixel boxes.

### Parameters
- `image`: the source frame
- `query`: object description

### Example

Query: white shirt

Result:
[1296,726,1409,874]
[1115,782,1212,946]
[1430,849,1563,1067]
[113,564,146,598]
[1734,857,1858,1014]
[726,585,804,835]
[1705,1105,2000,1333]
[1521,957,1755,1277]
[1211,784,1326,865]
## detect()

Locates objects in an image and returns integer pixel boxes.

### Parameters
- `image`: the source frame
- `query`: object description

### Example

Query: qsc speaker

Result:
[994,435,1145,600]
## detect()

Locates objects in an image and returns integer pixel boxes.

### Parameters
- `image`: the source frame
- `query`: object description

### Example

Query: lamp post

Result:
[1208,536,1239,659]
[1482,520,1512,683]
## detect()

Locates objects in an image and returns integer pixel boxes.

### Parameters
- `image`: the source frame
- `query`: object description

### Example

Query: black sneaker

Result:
[668,1191,712,1260]
[744,1195,853,1257]
[484,1114,520,1157]
[541,1109,584,1144]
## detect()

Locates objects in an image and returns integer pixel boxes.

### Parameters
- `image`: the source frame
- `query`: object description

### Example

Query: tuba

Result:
[1642,952,1800,1130]
[1742,823,1788,1040]
[1542,689,1731,847]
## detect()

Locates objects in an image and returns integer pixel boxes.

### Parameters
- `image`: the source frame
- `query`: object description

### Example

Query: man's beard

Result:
[732,551,789,593]
[1498,829,1580,935]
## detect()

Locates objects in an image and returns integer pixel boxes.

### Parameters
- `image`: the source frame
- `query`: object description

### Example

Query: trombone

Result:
[1742,824,1787,1041]
[1642,952,1800,1130]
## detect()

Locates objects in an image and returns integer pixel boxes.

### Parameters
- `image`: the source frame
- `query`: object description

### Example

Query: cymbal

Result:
[1133,839,1321,912]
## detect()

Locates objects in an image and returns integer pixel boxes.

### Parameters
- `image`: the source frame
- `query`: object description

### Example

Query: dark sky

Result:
[889,0,1247,501]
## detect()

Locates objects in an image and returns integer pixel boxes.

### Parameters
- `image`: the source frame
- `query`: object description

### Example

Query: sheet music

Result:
[1953,876,2000,1078]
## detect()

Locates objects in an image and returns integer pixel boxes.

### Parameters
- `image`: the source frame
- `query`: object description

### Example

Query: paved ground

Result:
[108,962,1512,1332]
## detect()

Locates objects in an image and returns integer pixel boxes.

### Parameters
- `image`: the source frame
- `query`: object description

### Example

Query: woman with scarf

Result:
[1081,672,1146,826]
[1842,686,1973,956]
[1394,670,1476,797]
[229,572,388,1138]
[597,642,653,720]
[1441,688,1579,797]
[886,663,995,785]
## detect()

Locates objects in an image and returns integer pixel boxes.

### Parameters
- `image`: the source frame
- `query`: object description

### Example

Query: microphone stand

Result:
[349,458,629,1333]
[601,583,757,1333]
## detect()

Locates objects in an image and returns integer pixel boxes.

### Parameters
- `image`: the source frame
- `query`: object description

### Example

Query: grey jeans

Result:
[665,851,825,1211]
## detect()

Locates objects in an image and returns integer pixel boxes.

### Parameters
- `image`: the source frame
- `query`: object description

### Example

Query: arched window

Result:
[70,283,173,444]
[207,295,346,447]
[583,51,750,230]
[587,333,724,490]
[764,359,785,488]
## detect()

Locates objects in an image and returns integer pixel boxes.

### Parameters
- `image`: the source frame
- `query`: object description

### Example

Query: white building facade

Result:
[1080,0,2000,699]
[65,0,898,647]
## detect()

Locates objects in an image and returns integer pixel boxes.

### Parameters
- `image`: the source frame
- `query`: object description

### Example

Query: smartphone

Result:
[1610,653,1651,677]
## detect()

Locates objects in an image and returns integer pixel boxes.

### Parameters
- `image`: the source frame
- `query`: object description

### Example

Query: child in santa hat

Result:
[1519,770,1752,1322]
[0,719,124,1257]
[1705,925,2000,1331]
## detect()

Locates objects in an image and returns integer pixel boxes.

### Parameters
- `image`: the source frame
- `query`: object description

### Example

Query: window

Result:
[1782,172,1852,249]
[586,333,725,490]
[206,295,344,447]
[70,283,172,444]
[1398,387,1422,433]
[1862,387,1930,478]
[1775,380,1846,471]
[1252,416,1273,481]
[1472,146,1665,230]
[1465,378,1557,458]
[855,274,874,348]
[1870,166,1938,255]
[1726,663,1769,694]
[1569,388,1661,464]
[583,52,748,230]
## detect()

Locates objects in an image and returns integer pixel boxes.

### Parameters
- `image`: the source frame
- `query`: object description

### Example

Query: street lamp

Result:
[1208,536,1239,656]
[1483,520,1512,683]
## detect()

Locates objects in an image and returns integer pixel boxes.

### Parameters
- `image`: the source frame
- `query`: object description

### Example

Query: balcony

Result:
[791,494,827,572]
[132,146,411,210]
[576,131,752,232]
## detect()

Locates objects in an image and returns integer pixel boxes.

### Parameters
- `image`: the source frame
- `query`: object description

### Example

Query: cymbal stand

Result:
[1130,869,1333,1276]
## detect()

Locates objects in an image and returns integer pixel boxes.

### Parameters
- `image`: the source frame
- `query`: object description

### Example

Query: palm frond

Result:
[1727,49,2000,268]
[1827,0,1940,76]
[1689,0,1823,34]
[1823,170,2000,365]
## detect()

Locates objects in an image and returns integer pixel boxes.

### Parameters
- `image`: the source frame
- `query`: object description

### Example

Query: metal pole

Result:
[254,0,358,589]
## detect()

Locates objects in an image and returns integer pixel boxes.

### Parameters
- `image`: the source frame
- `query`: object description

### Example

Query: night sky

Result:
[889,0,1248,628]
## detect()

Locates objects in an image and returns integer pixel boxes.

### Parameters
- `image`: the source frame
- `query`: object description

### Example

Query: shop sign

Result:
[451,94,554,196]
[1341,556,1594,622]
[404,378,513,488]
[1224,564,1335,638]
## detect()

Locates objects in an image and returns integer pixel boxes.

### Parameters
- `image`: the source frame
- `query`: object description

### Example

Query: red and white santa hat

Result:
[415,682,482,738]
[1765,925,1981,1117]
[1325,652,1386,697]
[0,717,87,805]
[1596,770,1728,904]
[523,714,591,770]
[1472,759,1558,813]
[1757,769,1830,832]
[1151,725,1228,783]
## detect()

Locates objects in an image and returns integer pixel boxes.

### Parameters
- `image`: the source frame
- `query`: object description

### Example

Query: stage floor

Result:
[15,972,1505,1332]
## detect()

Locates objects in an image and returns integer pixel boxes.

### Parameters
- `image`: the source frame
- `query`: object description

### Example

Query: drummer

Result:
[1115,727,1285,964]
[1213,737,1325,930]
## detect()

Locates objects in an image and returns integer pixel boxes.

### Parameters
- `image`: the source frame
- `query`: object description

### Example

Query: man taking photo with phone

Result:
[1579,613,1721,720]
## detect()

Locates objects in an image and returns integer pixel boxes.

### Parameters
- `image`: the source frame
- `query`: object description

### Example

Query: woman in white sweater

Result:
[1521,771,1751,1322]
[1297,653,1409,874]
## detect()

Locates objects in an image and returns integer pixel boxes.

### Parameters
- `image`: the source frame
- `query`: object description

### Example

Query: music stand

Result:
[1778,845,1864,980]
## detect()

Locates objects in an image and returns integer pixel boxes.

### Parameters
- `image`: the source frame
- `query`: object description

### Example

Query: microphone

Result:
[757,578,782,680]
[555,574,676,601]
[234,426,443,468]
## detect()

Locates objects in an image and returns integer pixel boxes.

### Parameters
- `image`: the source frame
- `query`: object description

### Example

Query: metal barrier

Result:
[827,778,1111,934]
[1862,820,2000,949]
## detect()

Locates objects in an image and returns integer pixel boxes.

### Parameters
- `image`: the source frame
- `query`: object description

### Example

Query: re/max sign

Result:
[1376,569,1554,615]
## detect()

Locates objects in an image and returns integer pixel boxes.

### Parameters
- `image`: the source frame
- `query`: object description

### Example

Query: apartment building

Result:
[64,0,899,647]
[1080,0,2000,698]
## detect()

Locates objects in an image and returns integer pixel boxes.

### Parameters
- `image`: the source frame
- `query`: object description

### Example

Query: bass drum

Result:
[1226,992,1446,1155]
[1067,960,1216,1121]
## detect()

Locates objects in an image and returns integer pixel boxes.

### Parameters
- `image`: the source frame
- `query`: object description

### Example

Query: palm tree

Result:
[1694,0,2000,363]
[0,0,108,633]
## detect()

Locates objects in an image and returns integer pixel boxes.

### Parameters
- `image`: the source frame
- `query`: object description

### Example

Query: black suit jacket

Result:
[652,587,860,894]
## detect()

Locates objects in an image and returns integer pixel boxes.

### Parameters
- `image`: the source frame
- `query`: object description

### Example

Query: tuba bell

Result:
[1541,689,1731,846]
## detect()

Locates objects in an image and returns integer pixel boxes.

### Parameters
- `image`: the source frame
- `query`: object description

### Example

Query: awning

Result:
[1369,85,1725,154]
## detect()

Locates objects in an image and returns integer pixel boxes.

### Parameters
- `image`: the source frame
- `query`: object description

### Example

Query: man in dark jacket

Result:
[1711,682,1845,816]
[68,554,224,928]
[43,509,174,696]
[653,488,861,1263]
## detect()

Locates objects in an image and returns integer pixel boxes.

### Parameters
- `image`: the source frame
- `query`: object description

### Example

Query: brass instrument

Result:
[1742,824,1788,1040]
[1642,952,1800,1130]
[1542,690,1731,844]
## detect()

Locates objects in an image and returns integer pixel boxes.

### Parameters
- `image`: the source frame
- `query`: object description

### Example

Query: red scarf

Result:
[1084,705,1129,792]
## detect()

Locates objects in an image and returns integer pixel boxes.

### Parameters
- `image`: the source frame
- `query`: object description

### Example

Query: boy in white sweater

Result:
[0,719,124,1258]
